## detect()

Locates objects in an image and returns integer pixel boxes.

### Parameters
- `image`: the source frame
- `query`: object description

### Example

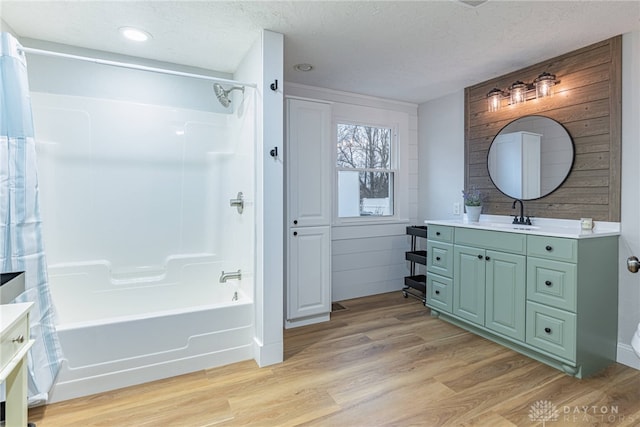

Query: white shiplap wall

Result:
[285,83,419,301]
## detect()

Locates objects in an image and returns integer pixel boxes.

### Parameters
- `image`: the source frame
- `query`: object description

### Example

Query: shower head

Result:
[213,83,245,108]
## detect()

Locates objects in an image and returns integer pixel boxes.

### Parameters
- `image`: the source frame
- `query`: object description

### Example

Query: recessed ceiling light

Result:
[119,27,152,42]
[294,63,313,72]
[457,0,488,7]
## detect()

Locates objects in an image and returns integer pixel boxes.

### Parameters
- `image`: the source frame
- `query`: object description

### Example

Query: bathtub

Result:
[47,255,254,403]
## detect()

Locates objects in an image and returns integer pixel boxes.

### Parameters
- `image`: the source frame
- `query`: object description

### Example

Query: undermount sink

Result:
[482,222,540,231]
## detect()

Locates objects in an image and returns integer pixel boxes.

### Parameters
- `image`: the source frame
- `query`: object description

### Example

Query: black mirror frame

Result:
[487,115,575,201]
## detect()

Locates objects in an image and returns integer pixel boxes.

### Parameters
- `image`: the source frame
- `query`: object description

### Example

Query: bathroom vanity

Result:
[425,216,620,378]
[0,302,33,427]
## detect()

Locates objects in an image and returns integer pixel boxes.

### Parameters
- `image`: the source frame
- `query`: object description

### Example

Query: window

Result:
[336,123,395,218]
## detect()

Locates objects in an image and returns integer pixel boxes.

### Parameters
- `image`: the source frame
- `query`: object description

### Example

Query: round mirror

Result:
[487,115,574,200]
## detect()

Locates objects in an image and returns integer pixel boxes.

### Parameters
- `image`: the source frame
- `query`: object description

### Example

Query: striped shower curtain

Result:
[0,32,63,405]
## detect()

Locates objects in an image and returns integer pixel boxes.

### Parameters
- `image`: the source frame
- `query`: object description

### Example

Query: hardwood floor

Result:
[29,292,640,426]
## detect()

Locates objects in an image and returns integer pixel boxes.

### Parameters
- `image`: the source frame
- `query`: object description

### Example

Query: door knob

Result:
[628,256,640,273]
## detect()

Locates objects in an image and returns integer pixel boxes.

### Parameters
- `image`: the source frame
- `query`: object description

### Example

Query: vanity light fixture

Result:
[534,71,556,98]
[509,81,527,105]
[487,88,504,113]
[487,71,558,112]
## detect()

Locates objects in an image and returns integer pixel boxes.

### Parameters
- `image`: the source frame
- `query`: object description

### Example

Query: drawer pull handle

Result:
[435,290,440,295]
[544,327,552,334]
[545,245,553,251]
[477,254,483,259]
[545,280,552,286]
[12,335,25,344]
[293,220,298,225]
[485,256,491,261]
[293,231,298,236]
[436,256,441,261]
[436,232,441,236]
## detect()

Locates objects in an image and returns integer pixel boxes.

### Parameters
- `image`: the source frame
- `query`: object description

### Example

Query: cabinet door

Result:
[287,226,331,320]
[526,301,576,361]
[453,245,485,325]
[485,250,526,341]
[427,274,453,313]
[427,241,453,278]
[286,99,332,227]
[526,257,577,312]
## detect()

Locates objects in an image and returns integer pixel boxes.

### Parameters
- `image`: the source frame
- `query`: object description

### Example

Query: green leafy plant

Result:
[462,186,482,206]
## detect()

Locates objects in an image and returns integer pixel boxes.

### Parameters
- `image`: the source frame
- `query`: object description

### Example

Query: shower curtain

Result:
[0,32,63,405]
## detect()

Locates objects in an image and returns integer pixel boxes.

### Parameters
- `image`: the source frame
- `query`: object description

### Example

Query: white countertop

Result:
[0,302,33,333]
[425,215,620,239]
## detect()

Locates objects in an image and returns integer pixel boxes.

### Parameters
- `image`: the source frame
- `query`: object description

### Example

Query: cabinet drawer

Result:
[526,301,576,361]
[527,258,577,312]
[427,241,453,278]
[527,235,577,263]
[427,274,452,313]
[455,228,526,255]
[427,225,454,243]
[0,314,29,370]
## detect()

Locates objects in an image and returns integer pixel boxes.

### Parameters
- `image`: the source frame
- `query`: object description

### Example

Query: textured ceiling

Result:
[1,1,639,104]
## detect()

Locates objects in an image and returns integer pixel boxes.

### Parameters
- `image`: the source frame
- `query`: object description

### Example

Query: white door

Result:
[287,226,331,320]
[286,99,331,227]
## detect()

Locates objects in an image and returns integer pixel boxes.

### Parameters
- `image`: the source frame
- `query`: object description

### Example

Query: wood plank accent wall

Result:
[464,36,622,221]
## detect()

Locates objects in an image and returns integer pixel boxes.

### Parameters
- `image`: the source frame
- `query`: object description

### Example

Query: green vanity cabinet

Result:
[485,250,526,340]
[426,273,452,313]
[426,225,454,313]
[425,221,619,378]
[453,229,526,340]
[453,244,485,325]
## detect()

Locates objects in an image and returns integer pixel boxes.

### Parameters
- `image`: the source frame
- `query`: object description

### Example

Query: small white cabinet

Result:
[285,98,332,328]
[287,226,331,321]
[0,302,33,427]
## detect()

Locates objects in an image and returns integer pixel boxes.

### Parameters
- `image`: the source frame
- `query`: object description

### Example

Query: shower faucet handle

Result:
[229,192,244,214]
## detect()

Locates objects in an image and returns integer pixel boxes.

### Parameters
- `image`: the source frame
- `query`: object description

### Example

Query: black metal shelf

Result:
[404,274,426,293]
[406,225,428,238]
[403,226,427,305]
[405,250,426,265]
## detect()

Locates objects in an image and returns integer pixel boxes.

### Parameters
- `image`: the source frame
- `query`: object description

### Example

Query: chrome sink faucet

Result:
[512,199,532,225]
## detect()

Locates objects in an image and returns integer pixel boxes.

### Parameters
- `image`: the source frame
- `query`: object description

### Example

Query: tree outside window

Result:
[337,123,394,217]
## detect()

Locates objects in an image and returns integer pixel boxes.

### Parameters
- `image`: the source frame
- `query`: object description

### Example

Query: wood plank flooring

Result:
[28,292,640,426]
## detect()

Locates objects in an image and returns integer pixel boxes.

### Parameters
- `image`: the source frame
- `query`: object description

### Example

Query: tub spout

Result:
[220,269,241,283]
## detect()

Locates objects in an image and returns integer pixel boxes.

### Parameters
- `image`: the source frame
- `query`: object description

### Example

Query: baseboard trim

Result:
[617,343,640,370]
[284,313,330,329]
[253,337,283,367]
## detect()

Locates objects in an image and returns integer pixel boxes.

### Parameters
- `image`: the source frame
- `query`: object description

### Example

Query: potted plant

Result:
[462,186,483,222]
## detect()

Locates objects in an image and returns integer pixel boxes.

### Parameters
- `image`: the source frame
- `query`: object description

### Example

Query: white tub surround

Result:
[426,214,621,239]
[31,54,258,402]
[48,284,253,403]
[424,216,619,378]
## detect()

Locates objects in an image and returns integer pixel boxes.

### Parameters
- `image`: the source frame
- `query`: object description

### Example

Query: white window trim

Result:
[335,120,398,222]
[333,109,408,226]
